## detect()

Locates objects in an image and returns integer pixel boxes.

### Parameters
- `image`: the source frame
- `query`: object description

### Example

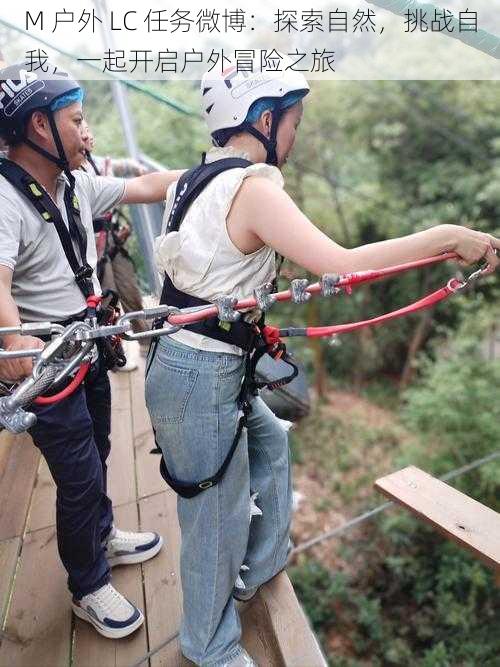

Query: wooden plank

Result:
[72,503,148,667]
[0,526,71,667]
[108,370,137,507]
[139,491,323,667]
[240,597,284,666]
[0,537,20,626]
[138,490,185,667]
[375,465,500,573]
[0,431,40,540]
[130,361,164,499]
[256,572,328,667]
[27,458,56,532]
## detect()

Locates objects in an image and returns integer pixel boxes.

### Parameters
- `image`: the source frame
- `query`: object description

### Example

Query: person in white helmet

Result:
[145,55,500,666]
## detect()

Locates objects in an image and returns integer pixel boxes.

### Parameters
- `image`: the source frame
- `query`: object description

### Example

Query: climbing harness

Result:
[0,158,94,299]
[148,156,297,497]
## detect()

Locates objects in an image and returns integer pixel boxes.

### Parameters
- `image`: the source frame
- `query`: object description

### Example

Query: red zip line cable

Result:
[32,295,103,405]
[30,252,470,405]
[34,362,90,405]
[164,252,460,329]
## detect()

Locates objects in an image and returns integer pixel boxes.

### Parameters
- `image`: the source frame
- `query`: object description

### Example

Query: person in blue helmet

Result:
[146,54,500,666]
[0,62,185,639]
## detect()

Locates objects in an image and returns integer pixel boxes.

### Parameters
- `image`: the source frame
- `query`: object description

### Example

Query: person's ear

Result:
[28,111,51,142]
[260,109,272,138]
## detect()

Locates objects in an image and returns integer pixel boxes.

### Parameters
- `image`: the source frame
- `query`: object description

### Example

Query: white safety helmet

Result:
[200,53,309,165]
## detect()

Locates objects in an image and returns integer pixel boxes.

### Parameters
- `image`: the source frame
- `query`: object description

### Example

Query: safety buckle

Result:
[199,481,213,490]
[254,283,277,311]
[214,295,241,323]
[75,264,93,281]
[291,279,311,304]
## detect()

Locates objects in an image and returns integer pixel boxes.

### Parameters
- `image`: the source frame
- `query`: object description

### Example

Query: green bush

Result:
[402,303,500,506]
[291,306,500,665]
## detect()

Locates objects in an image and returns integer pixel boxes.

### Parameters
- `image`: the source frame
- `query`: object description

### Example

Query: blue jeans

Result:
[29,350,113,598]
[145,336,292,666]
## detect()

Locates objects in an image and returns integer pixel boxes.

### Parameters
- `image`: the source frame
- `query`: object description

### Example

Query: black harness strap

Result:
[0,158,94,298]
[159,156,258,351]
[148,155,296,499]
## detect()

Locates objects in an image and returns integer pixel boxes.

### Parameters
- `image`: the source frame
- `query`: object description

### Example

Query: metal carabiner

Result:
[0,322,65,360]
[449,259,492,294]
[32,321,93,379]
[119,306,184,340]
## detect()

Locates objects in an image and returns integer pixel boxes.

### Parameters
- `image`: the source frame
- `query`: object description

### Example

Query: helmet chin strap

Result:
[242,107,283,166]
[22,109,75,189]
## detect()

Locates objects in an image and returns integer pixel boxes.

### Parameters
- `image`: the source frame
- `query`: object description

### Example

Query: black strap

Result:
[85,151,101,176]
[159,156,259,351]
[167,157,252,234]
[161,273,257,351]
[146,328,297,499]
[0,158,94,298]
[150,156,293,498]
[146,338,254,499]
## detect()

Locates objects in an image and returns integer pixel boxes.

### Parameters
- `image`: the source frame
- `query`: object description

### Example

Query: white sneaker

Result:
[223,648,258,666]
[72,583,144,639]
[116,339,140,372]
[105,526,163,567]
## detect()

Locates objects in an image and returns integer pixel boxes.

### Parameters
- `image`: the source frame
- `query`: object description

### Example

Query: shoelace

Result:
[91,584,130,617]
[112,528,150,544]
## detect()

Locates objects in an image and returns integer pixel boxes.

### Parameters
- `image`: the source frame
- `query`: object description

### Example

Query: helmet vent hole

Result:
[205,103,214,115]
[202,86,212,96]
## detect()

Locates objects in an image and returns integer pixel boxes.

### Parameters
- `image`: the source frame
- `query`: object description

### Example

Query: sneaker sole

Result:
[72,602,144,639]
[108,535,163,567]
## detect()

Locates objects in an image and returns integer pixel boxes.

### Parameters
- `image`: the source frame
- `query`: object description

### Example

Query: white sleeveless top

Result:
[154,146,284,355]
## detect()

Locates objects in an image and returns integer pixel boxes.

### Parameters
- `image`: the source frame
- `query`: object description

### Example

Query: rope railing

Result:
[291,449,500,556]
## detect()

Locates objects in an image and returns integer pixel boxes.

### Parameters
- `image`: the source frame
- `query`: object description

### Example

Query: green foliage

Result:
[282,80,500,386]
[292,304,500,665]
[292,526,500,665]
[402,303,500,506]
[83,80,206,168]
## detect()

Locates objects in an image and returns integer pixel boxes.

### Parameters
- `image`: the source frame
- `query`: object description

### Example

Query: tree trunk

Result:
[399,309,432,390]
[307,297,328,398]
[399,270,432,390]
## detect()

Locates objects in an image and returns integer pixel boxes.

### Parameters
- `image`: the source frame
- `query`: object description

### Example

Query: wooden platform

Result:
[0,360,326,667]
[375,465,500,583]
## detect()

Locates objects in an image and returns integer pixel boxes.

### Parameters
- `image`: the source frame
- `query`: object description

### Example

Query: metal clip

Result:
[320,274,340,297]
[253,283,277,312]
[291,279,311,304]
[0,402,37,433]
[120,306,183,340]
[214,296,241,323]
[0,323,66,360]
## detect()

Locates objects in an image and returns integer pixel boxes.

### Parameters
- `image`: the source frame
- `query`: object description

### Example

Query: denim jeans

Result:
[145,336,292,666]
[29,349,113,598]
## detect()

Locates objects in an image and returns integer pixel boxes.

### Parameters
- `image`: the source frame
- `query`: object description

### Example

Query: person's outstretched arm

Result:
[121,170,186,205]
[232,177,500,275]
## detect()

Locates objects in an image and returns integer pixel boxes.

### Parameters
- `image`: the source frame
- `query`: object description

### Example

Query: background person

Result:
[80,119,151,369]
